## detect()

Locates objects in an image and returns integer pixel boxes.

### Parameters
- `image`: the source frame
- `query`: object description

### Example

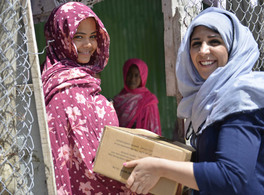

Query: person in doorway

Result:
[123,7,264,195]
[41,2,131,194]
[113,58,162,136]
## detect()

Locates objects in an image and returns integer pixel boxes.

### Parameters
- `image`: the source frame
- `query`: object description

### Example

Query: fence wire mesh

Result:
[181,0,264,71]
[53,0,103,7]
[0,0,34,194]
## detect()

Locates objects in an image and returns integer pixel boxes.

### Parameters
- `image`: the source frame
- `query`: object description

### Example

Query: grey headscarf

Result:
[176,7,264,136]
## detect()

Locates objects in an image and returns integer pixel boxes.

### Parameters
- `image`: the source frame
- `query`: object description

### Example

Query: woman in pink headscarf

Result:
[113,58,162,136]
[41,2,131,194]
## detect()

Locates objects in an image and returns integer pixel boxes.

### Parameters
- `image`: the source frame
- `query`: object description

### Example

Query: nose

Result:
[83,38,92,48]
[199,42,210,55]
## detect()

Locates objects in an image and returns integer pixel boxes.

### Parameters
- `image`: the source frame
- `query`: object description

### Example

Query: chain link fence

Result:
[32,0,103,23]
[181,0,264,71]
[53,0,103,6]
[0,0,35,194]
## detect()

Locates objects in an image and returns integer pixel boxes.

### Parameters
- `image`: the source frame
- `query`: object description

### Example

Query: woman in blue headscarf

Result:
[123,7,264,195]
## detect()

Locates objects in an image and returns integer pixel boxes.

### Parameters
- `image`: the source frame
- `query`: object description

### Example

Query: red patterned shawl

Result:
[113,58,162,136]
[41,2,130,194]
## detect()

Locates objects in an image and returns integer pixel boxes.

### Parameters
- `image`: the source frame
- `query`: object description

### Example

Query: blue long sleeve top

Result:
[193,108,264,195]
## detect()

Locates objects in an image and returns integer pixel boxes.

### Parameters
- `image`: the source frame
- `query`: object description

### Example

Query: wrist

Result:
[155,158,167,177]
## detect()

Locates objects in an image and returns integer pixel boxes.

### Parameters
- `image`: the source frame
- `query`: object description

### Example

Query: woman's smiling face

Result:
[190,25,228,80]
[73,18,98,64]
[126,65,142,89]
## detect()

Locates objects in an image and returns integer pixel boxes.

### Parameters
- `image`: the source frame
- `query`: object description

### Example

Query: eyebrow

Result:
[74,31,97,35]
[191,34,221,41]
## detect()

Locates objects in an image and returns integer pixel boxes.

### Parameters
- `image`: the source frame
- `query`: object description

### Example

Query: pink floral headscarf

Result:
[42,1,109,74]
[41,2,130,194]
[114,58,162,136]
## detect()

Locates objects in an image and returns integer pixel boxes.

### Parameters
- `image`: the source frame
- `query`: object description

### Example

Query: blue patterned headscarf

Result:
[176,7,264,136]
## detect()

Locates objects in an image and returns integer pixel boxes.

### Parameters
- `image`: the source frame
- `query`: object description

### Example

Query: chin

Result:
[77,59,91,64]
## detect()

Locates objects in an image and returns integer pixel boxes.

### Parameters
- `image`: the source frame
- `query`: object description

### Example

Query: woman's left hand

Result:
[123,157,161,194]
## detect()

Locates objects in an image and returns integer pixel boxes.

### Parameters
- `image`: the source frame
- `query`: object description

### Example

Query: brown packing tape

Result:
[131,135,155,156]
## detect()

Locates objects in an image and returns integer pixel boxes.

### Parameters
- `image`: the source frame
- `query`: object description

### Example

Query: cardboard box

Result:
[93,126,195,195]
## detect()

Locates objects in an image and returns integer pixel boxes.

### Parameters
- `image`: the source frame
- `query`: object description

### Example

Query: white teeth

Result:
[201,61,214,66]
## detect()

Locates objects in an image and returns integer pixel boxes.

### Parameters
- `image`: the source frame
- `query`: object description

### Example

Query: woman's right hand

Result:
[123,157,162,194]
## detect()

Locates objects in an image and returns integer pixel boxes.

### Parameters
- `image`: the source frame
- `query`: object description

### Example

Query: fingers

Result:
[137,184,149,195]
[128,177,151,194]
[124,160,137,189]
[123,160,138,168]
[124,158,154,194]
[126,174,134,188]
[142,188,150,195]
[130,180,138,193]
[128,178,145,194]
